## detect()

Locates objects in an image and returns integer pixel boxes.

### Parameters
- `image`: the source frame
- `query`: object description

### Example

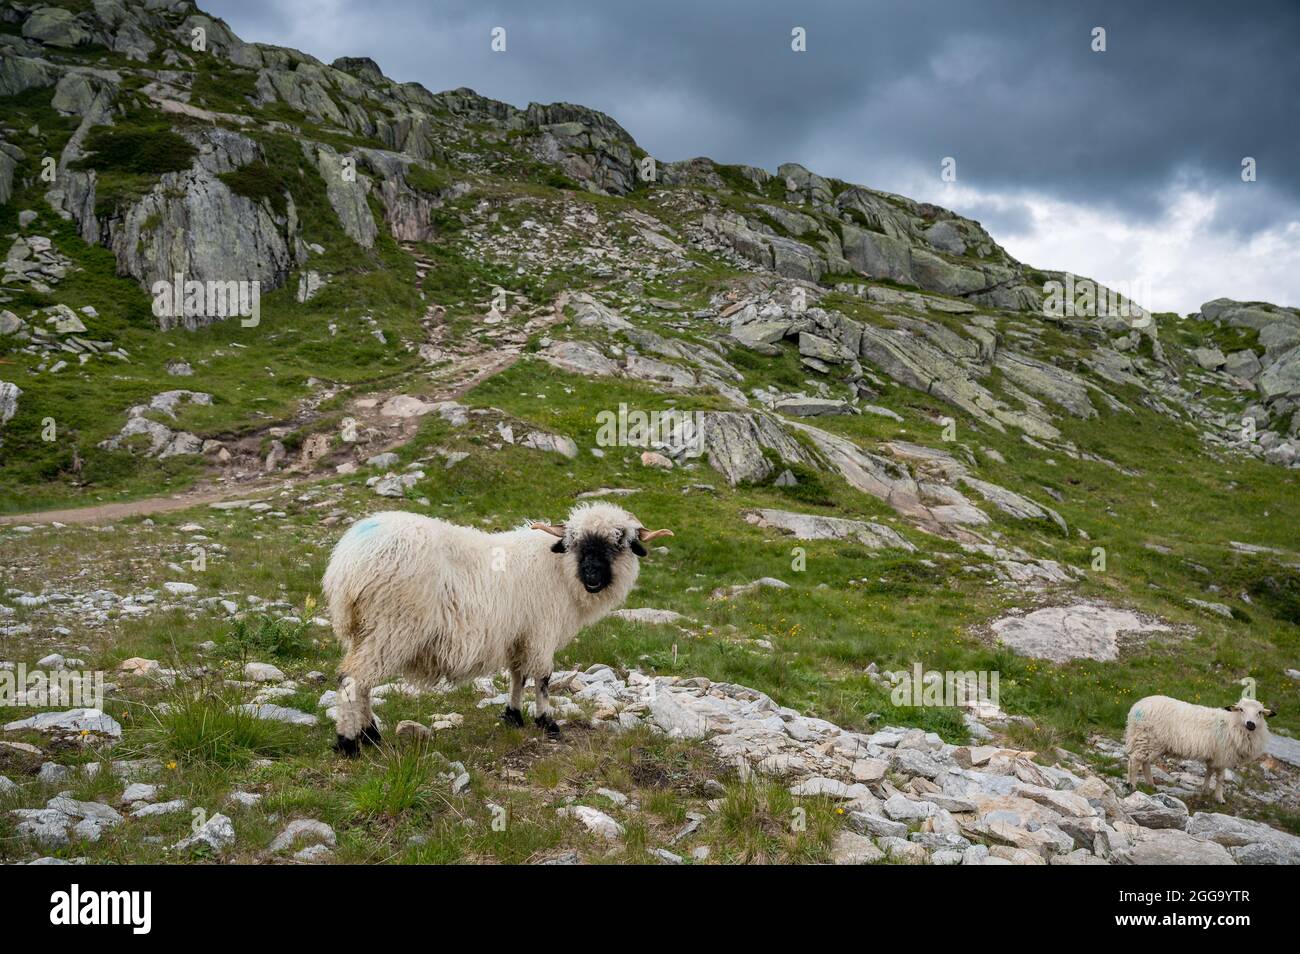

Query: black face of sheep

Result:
[576,533,618,593]
[531,507,673,596]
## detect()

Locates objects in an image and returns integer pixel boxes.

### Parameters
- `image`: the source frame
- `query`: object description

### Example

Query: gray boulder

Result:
[1120,791,1188,830]
[1117,828,1235,865]
[773,396,854,417]
[1192,347,1226,370]
[0,380,20,430]
[697,411,814,485]
[1223,349,1262,380]
[1185,812,1300,864]
[22,7,95,48]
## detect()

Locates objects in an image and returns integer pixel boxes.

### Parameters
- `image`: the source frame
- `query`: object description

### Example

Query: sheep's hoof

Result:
[501,706,525,728]
[334,734,361,758]
[535,714,562,738]
[360,719,382,747]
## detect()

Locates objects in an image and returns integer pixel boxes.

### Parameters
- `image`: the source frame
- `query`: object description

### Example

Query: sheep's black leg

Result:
[333,671,374,757]
[502,666,526,727]
[533,674,562,738]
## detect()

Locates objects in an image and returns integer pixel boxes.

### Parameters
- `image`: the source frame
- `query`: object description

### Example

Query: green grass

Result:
[350,743,444,818]
[713,779,839,864]
[135,685,311,768]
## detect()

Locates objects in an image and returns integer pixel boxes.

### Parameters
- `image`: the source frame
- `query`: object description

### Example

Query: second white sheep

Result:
[1125,694,1275,802]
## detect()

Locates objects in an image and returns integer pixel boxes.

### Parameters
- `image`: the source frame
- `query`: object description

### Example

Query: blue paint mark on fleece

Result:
[349,518,381,539]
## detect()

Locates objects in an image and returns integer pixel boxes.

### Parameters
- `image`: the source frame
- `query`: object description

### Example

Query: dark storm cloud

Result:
[205,0,1300,239]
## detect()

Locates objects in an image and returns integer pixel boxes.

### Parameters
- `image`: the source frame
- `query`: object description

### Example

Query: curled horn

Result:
[531,522,568,553]
[637,527,674,542]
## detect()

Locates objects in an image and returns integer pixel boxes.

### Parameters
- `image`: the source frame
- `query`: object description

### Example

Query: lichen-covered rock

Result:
[306,142,378,248]
[70,127,302,316]
[697,411,814,485]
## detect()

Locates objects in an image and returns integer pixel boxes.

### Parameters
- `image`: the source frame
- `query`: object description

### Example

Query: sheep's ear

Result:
[637,527,674,542]
[1224,705,1242,712]
[550,539,567,554]
[630,539,648,557]
[1265,707,1277,717]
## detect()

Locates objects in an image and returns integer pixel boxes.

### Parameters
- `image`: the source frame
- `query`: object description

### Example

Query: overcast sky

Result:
[205,0,1300,314]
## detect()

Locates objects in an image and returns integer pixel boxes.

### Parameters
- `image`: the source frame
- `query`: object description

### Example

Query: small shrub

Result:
[219,613,312,662]
[218,161,290,217]
[73,126,197,176]
[772,463,835,506]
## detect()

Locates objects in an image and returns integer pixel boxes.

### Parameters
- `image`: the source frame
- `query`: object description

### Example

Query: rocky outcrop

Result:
[785,422,981,533]
[95,128,301,313]
[98,391,212,459]
[1192,298,1300,466]
[0,40,58,96]
[485,668,1292,865]
[858,325,1060,439]
[703,212,826,282]
[522,102,640,195]
[993,351,1096,419]
[989,603,1172,663]
[305,143,378,248]
[21,6,96,48]
[358,149,454,242]
[697,411,815,485]
[1185,812,1300,864]
[743,508,915,551]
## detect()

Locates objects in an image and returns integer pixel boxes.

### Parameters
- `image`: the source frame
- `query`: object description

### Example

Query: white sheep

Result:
[321,502,672,753]
[1125,694,1275,802]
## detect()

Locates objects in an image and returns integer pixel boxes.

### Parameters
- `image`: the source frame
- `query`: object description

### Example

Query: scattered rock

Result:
[557,805,624,841]
[270,819,337,853]
[989,603,1172,663]
[171,813,236,856]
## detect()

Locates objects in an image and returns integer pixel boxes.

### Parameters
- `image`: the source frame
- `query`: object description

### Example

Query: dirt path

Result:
[1,264,569,527]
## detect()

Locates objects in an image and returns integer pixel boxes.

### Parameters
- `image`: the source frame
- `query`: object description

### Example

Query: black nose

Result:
[579,561,611,593]
[1246,721,1256,731]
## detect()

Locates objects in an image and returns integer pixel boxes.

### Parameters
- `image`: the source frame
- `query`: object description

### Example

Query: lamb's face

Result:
[532,504,672,597]
[1225,698,1276,732]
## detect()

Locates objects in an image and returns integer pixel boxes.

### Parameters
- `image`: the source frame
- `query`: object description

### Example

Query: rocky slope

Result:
[2,1,1296,482]
[1,0,1299,865]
